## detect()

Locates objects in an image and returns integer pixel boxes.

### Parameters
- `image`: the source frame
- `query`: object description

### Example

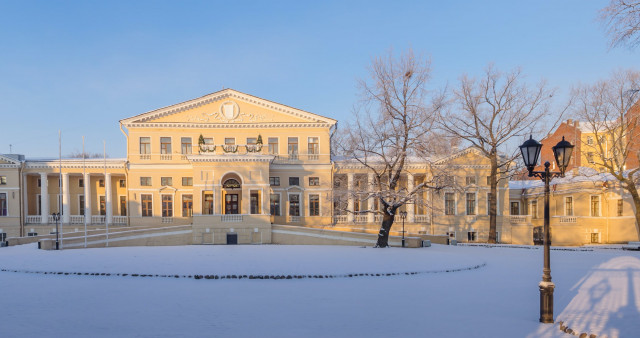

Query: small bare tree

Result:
[572,69,640,239]
[336,49,446,248]
[437,65,556,243]
[600,0,640,49]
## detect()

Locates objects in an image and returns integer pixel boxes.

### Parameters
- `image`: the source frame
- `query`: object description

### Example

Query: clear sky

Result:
[0,0,637,158]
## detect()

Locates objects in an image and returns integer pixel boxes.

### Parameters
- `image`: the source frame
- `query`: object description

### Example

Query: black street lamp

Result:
[399,210,407,247]
[52,212,60,250]
[519,135,574,324]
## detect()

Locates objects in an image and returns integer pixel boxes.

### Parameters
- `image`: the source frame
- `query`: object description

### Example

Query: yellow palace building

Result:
[0,89,638,246]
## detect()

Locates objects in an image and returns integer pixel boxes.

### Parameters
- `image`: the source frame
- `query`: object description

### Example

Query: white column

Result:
[62,173,70,224]
[84,173,91,223]
[367,173,375,223]
[22,173,28,219]
[347,173,354,223]
[105,173,112,225]
[40,173,49,224]
[407,173,415,223]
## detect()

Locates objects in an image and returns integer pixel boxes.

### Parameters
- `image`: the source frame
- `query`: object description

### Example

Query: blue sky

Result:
[0,0,637,158]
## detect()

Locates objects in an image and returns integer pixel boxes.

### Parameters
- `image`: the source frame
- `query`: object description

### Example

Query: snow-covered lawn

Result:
[1,244,638,338]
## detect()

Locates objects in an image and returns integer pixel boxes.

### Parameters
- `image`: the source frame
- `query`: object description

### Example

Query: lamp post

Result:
[52,212,60,250]
[399,210,407,247]
[519,135,574,324]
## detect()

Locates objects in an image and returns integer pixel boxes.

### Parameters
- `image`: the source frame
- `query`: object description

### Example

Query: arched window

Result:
[223,179,241,189]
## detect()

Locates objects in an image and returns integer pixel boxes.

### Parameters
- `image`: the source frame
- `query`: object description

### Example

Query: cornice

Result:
[126,122,331,129]
[187,154,275,163]
[0,164,20,169]
[25,159,127,170]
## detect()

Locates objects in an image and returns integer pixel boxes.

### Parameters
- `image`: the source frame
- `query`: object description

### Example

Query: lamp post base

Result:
[539,281,555,323]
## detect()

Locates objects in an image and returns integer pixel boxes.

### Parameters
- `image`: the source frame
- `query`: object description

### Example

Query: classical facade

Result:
[0,90,638,246]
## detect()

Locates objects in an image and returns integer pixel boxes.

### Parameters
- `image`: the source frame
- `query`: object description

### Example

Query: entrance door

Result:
[225,194,239,214]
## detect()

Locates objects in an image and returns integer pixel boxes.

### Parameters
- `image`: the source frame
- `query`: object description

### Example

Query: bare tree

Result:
[66,151,108,159]
[572,69,640,239]
[437,65,555,243]
[600,0,640,49]
[336,49,446,248]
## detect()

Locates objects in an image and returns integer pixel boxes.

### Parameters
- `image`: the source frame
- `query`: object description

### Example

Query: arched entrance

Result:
[221,174,242,214]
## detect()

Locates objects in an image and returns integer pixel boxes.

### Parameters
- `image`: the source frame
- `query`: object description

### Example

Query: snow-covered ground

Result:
[0,244,638,338]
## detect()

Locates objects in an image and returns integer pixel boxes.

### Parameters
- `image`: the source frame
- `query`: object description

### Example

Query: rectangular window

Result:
[309,177,320,186]
[79,195,85,216]
[225,138,235,145]
[587,136,593,145]
[268,137,278,154]
[308,137,319,159]
[119,179,126,188]
[270,194,281,216]
[37,178,41,187]
[181,137,192,155]
[160,137,172,154]
[467,231,477,242]
[510,201,520,215]
[99,196,106,216]
[618,199,623,216]
[531,200,538,219]
[309,194,320,216]
[0,193,7,216]
[161,177,173,186]
[250,191,259,214]
[140,177,152,186]
[269,177,280,186]
[289,177,300,186]
[487,192,493,215]
[465,176,476,185]
[120,196,127,216]
[445,193,455,215]
[203,193,214,215]
[162,195,173,217]
[591,196,600,217]
[289,194,300,217]
[203,137,214,146]
[466,193,476,215]
[288,137,298,159]
[79,178,84,188]
[182,195,193,217]
[486,176,491,185]
[247,137,257,146]
[587,152,594,163]
[99,179,105,188]
[0,176,6,185]
[565,197,573,216]
[182,177,193,186]
[140,137,151,154]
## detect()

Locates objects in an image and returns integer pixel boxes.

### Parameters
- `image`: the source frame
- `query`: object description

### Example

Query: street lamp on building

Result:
[399,210,407,247]
[51,212,60,250]
[519,135,574,324]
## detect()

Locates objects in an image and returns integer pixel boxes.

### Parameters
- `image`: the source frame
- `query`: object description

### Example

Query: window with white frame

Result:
[465,176,476,185]
[182,177,193,186]
[510,201,520,215]
[203,193,214,215]
[0,176,6,185]
[139,137,151,155]
[445,193,455,215]
[591,195,601,216]
[308,137,319,159]
[160,137,172,154]
[466,192,476,215]
[0,193,7,216]
[309,194,320,216]
[565,197,573,216]
[162,195,173,217]
[531,199,538,219]
[270,194,281,216]
[269,177,280,186]
[309,177,319,186]
[181,137,192,155]
[182,195,193,217]
[587,136,594,145]
[289,194,300,217]
[161,177,173,186]
[141,194,153,217]
[288,137,298,159]
[140,177,152,186]
[268,137,278,154]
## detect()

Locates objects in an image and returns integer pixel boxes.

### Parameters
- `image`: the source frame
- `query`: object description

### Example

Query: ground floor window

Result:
[530,200,538,219]
[250,191,259,214]
[270,194,280,216]
[591,196,601,217]
[0,193,7,216]
[203,193,214,215]
[120,196,127,216]
[289,194,300,217]
[79,195,85,216]
[309,194,319,216]
[141,194,152,217]
[467,231,477,242]
[100,196,106,216]
[162,195,173,217]
[591,232,600,243]
[182,195,193,217]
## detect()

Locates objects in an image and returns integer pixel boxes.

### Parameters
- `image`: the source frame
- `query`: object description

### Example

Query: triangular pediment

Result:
[434,147,490,166]
[121,89,337,126]
[0,155,21,165]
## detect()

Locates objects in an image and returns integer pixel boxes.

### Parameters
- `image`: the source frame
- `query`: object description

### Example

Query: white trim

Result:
[509,200,521,215]
[270,192,282,216]
[307,192,321,217]
[287,192,302,217]
[444,191,456,216]
[160,193,174,218]
[465,192,477,216]
[179,193,194,217]
[140,193,154,217]
[267,136,280,155]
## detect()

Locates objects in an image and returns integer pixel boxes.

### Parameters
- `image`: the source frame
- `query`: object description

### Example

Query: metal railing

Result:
[221,214,243,222]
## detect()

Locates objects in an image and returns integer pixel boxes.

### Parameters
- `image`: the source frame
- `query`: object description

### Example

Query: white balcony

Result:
[160,154,172,160]
[510,215,529,224]
[354,215,368,224]
[70,215,85,224]
[161,217,173,224]
[334,215,348,224]
[92,215,106,224]
[288,216,300,223]
[26,215,41,224]
[415,215,429,223]
[221,214,243,222]
[113,216,127,225]
[558,216,577,224]
[139,154,151,160]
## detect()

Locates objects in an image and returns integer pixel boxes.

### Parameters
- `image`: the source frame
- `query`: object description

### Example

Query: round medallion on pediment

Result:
[220,101,240,120]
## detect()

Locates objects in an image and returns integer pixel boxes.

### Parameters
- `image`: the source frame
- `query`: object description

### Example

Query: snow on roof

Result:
[511,166,625,190]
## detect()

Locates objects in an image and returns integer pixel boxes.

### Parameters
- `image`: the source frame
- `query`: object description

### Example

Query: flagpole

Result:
[83,136,87,248]
[104,140,108,247]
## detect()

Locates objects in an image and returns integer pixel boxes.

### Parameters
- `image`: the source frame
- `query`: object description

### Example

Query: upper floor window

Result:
[530,199,538,219]
[161,177,173,186]
[288,137,298,159]
[591,196,601,217]
[618,199,623,216]
[225,138,235,145]
[565,197,573,216]
[182,177,193,186]
[309,177,319,186]
[465,176,476,185]
[308,137,319,154]
[587,136,594,145]
[79,178,84,188]
[181,137,192,155]
[119,179,126,188]
[160,137,172,154]
[99,179,105,187]
[140,177,152,186]
[140,137,151,154]
[268,137,278,154]
[289,177,300,186]
[510,201,520,215]
[466,193,476,215]
[587,152,595,163]
[270,177,280,186]
[0,176,6,185]
[247,137,257,146]
[203,137,214,145]
[444,193,455,215]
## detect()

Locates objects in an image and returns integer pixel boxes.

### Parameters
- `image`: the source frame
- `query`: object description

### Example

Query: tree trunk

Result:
[625,181,640,241]
[375,213,395,248]
[488,153,498,243]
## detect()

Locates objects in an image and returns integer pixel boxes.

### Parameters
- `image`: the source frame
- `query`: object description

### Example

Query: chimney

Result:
[574,120,579,127]
[567,119,573,125]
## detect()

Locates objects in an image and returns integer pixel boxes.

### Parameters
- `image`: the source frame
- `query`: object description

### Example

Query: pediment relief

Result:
[434,147,490,166]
